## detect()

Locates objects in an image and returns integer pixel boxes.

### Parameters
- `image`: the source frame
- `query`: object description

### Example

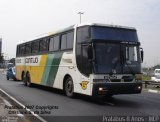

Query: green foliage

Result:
[9,58,15,65]
[142,75,151,81]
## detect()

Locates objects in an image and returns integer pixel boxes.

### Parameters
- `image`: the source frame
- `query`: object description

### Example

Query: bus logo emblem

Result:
[80,81,89,90]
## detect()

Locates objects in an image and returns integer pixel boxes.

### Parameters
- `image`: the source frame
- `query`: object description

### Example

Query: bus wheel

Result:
[22,73,27,86]
[105,94,113,99]
[6,76,9,80]
[64,77,74,98]
[26,73,32,87]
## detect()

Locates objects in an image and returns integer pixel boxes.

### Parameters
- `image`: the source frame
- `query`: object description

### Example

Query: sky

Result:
[0,0,160,67]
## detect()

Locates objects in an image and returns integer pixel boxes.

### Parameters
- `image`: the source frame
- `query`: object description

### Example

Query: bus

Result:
[16,23,143,97]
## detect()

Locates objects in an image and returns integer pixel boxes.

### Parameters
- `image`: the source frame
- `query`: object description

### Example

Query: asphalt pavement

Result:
[0,70,160,122]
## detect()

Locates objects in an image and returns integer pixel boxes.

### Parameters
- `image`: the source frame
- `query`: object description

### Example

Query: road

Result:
[0,71,160,122]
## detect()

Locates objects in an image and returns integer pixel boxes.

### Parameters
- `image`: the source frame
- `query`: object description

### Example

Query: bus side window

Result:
[49,37,54,51]
[19,44,25,55]
[61,31,74,50]
[61,34,67,50]
[40,39,49,52]
[54,35,60,51]
[32,41,39,54]
[49,35,60,52]
[16,46,20,56]
[25,43,31,55]
[67,31,74,49]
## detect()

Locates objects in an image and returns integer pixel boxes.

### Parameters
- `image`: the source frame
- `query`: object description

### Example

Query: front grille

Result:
[122,76,133,82]
[110,77,133,82]
[110,79,121,82]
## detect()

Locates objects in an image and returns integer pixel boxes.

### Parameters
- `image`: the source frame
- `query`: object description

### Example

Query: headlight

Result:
[99,87,103,91]
[13,72,16,75]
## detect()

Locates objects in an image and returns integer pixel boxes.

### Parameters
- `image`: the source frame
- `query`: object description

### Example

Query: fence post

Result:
[145,81,148,88]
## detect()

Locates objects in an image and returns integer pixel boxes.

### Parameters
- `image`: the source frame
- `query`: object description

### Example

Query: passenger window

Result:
[19,44,25,55]
[40,39,49,52]
[61,31,74,50]
[49,36,60,51]
[49,37,54,51]
[67,32,74,49]
[61,34,67,50]
[32,41,39,53]
[25,43,31,54]
[16,46,20,56]
[54,36,60,51]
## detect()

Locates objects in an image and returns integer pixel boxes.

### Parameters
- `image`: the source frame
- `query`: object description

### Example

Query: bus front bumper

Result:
[92,82,142,96]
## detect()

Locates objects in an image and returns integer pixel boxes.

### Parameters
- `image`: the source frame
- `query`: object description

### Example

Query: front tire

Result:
[13,78,17,81]
[64,77,74,98]
[105,94,113,98]
[22,73,27,86]
[26,73,32,87]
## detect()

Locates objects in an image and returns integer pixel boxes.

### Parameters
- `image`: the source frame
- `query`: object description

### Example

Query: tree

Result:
[9,58,15,65]
[153,64,160,70]
[0,55,4,63]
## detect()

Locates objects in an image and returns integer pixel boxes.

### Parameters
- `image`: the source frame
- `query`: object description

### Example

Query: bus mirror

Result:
[87,45,93,60]
[140,48,144,63]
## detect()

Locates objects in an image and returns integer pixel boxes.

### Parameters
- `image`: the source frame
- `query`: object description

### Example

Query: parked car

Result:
[6,63,14,69]
[151,69,160,82]
[6,67,17,81]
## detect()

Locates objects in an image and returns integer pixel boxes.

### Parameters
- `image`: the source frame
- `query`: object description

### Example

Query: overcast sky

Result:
[0,0,160,67]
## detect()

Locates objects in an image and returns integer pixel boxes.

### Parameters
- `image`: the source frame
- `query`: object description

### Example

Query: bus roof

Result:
[17,23,136,45]
[76,23,136,30]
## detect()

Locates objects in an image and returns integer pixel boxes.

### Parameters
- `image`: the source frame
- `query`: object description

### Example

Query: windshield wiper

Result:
[109,58,119,75]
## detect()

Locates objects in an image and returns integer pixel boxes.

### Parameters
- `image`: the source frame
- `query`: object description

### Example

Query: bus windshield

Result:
[94,43,141,74]
[90,26,141,74]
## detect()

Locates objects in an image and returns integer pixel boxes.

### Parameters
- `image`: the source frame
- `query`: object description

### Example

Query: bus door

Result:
[80,44,92,95]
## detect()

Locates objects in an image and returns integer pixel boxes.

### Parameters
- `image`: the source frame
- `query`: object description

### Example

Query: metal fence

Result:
[143,81,160,88]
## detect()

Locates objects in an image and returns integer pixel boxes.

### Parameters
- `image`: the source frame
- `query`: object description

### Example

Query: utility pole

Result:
[78,12,84,24]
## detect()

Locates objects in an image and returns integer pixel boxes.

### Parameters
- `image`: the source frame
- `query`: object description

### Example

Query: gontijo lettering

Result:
[25,57,38,63]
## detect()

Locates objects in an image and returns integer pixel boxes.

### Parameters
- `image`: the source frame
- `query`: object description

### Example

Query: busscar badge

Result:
[80,81,89,90]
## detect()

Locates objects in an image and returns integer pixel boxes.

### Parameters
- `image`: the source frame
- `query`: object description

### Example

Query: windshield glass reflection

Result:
[94,43,141,74]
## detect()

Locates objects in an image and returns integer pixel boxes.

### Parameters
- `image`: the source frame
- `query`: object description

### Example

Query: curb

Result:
[143,89,160,94]
[0,88,47,122]
[148,89,160,94]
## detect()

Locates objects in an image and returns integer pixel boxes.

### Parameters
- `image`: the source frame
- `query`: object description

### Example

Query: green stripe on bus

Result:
[41,53,63,86]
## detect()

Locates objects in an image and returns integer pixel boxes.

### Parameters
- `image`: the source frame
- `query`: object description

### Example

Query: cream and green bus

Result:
[16,23,143,97]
